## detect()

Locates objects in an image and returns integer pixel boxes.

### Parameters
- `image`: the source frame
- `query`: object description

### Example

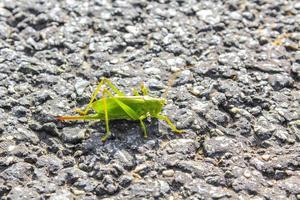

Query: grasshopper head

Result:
[144,96,166,115]
[155,98,166,114]
[160,98,166,106]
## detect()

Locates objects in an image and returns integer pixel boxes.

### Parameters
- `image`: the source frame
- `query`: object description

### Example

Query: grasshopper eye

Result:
[161,99,166,105]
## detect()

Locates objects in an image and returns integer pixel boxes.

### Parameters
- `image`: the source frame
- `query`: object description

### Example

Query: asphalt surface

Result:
[0,0,300,199]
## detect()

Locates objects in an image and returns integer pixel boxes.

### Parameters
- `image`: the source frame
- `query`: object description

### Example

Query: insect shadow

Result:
[88,118,160,142]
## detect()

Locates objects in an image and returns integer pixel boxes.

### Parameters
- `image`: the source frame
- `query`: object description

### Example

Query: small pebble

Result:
[162,169,175,177]
[261,154,271,161]
[243,169,251,178]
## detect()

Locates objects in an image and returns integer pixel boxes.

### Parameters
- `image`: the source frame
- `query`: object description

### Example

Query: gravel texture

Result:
[0,0,300,199]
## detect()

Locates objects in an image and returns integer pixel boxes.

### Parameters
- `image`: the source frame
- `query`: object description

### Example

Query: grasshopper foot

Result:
[101,131,111,142]
[174,129,185,134]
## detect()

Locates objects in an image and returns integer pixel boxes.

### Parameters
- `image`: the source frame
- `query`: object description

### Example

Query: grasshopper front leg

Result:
[155,114,184,134]
[75,78,125,115]
[100,87,111,142]
[140,82,149,96]
[132,88,140,96]
[132,82,149,96]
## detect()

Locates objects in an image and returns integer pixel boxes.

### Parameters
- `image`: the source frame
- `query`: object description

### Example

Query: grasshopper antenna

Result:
[162,70,182,99]
[162,63,195,100]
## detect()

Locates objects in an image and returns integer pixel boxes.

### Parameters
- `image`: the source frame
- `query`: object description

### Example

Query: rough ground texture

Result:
[0,0,300,199]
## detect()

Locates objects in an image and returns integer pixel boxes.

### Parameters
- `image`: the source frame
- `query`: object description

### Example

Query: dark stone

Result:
[254,117,275,140]
[232,176,261,195]
[0,162,33,182]
[174,171,193,185]
[7,187,40,200]
[0,178,10,197]
[36,155,63,174]
[12,106,28,118]
[119,175,133,187]
[48,189,74,200]
[268,74,293,90]
[56,167,87,185]
[162,138,197,156]
[41,122,60,137]
[278,176,300,194]
[73,178,98,192]
[203,136,237,157]
[61,127,87,144]
[34,89,53,104]
[113,149,136,170]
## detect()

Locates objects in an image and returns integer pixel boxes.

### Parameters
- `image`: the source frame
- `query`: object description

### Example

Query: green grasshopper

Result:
[57,78,184,141]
